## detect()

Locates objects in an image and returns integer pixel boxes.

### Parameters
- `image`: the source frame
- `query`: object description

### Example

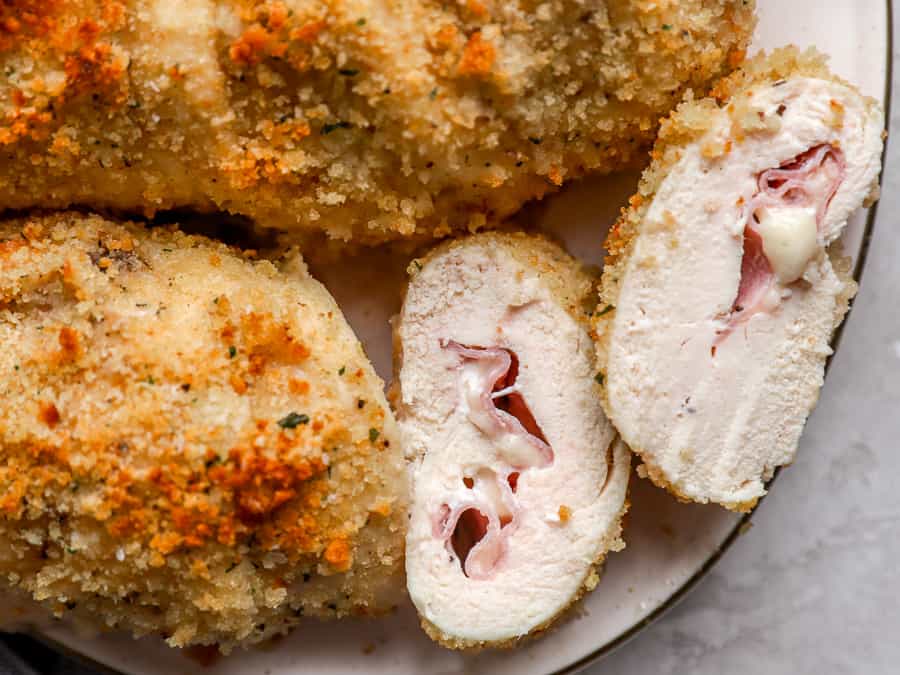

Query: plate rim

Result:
[22,4,895,674]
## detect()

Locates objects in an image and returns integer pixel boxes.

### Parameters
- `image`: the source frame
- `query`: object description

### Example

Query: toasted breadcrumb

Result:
[0,0,754,243]
[0,213,407,650]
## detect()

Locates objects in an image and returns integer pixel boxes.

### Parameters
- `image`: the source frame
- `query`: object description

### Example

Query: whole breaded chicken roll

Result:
[0,0,754,242]
[0,213,407,650]
[595,48,884,511]
[395,233,630,648]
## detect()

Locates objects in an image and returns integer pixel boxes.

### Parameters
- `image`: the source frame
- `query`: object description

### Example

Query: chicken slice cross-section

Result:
[396,232,630,648]
[595,48,884,511]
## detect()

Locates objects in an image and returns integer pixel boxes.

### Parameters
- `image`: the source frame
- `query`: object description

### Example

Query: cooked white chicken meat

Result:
[396,233,630,648]
[595,48,884,511]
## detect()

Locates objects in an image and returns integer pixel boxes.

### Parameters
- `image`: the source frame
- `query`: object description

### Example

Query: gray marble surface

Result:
[586,31,900,675]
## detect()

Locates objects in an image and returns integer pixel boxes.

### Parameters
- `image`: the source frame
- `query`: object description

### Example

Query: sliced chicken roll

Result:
[396,233,630,648]
[595,48,884,511]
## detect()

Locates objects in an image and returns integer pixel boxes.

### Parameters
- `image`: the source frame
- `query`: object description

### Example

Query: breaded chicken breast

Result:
[396,233,630,648]
[0,0,754,242]
[594,48,884,511]
[0,213,407,650]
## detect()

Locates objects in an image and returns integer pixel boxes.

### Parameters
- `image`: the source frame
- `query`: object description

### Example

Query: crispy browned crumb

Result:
[593,47,871,510]
[0,213,407,650]
[0,0,754,243]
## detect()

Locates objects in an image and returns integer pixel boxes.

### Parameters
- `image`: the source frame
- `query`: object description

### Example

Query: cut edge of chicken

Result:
[395,232,631,649]
[594,46,883,510]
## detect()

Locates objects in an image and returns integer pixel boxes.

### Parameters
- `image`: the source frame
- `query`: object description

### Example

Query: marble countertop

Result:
[585,32,900,675]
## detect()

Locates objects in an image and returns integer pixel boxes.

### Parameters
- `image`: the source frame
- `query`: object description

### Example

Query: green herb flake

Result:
[146,376,155,385]
[321,121,352,135]
[369,428,380,443]
[338,366,346,376]
[278,412,310,429]
[228,345,237,358]
[356,17,366,26]
[339,68,359,76]
[662,23,672,30]
[597,304,614,316]
[595,373,605,385]
[429,88,438,100]
[528,136,543,145]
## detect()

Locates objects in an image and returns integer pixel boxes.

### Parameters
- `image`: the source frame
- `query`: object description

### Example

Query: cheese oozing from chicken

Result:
[398,234,630,647]
[755,206,818,284]
[603,73,883,510]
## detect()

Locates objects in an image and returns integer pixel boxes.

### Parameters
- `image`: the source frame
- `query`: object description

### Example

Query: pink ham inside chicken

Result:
[720,144,846,338]
[732,227,773,317]
[490,350,549,446]
[442,341,553,467]
[431,341,555,578]
[434,481,513,580]
[433,467,517,579]
[450,508,489,571]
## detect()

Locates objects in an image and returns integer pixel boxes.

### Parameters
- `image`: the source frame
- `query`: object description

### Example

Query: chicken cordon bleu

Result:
[0,213,407,650]
[0,0,754,242]
[395,233,630,648]
[595,48,884,511]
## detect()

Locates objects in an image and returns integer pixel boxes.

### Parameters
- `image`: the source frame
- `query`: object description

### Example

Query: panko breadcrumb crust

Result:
[393,232,630,649]
[0,0,753,243]
[0,213,407,650]
[592,47,875,511]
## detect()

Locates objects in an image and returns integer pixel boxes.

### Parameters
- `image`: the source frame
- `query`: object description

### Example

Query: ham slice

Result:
[430,342,553,579]
[722,144,846,337]
[443,341,553,468]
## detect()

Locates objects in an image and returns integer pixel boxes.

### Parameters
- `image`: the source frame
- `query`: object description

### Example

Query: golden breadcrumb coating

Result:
[0,213,407,650]
[0,0,754,243]
[593,47,877,510]
[407,231,601,322]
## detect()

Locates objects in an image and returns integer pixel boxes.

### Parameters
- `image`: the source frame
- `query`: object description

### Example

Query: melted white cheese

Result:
[755,206,819,284]
[457,358,546,467]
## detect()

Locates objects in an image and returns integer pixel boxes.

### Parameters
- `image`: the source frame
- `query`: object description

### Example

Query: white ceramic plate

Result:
[21,1,891,673]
